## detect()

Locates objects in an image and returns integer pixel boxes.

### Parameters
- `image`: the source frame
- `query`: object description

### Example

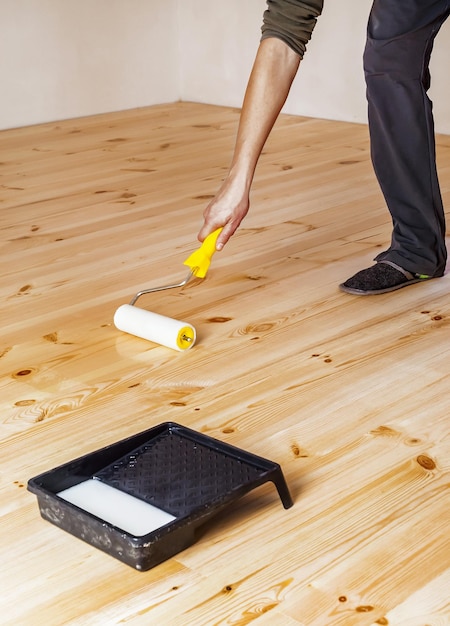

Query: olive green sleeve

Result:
[261,0,324,58]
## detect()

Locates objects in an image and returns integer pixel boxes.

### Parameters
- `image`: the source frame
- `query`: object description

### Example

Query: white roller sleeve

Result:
[114,304,196,351]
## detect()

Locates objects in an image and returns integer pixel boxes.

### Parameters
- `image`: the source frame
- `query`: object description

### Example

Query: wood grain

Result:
[1,102,449,626]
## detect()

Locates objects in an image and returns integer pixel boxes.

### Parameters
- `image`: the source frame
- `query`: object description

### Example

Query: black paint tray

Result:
[28,422,293,570]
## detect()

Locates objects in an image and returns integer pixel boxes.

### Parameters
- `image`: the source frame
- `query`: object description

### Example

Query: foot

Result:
[339,260,432,295]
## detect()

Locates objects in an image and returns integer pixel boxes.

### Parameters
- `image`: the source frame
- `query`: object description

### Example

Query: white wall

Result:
[289,0,450,133]
[178,1,263,109]
[0,0,180,129]
[1,0,449,133]
[285,0,370,122]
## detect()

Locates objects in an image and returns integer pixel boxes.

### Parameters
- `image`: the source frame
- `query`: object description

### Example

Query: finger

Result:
[215,222,237,250]
[197,221,221,243]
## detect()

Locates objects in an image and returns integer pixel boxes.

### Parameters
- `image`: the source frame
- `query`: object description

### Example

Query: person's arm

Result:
[198,0,324,250]
[198,37,300,249]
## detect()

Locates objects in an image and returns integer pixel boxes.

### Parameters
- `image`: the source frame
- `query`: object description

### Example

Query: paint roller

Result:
[114,228,222,351]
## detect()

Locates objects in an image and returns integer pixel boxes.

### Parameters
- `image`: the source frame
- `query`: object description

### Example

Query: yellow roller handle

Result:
[183,228,222,278]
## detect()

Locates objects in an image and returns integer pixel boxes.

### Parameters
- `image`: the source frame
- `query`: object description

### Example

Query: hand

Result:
[197,174,250,250]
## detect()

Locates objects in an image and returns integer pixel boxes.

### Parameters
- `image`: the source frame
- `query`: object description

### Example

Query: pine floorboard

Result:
[1,102,449,625]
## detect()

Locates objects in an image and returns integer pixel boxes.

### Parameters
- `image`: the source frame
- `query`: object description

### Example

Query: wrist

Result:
[227,161,255,191]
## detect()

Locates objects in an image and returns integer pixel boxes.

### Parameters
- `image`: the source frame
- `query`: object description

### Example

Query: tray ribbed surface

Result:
[95,431,263,517]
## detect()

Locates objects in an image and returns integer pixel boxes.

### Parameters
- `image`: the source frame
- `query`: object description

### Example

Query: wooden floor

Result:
[1,102,450,626]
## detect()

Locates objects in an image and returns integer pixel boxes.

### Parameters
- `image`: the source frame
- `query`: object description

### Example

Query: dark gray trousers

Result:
[364,0,449,276]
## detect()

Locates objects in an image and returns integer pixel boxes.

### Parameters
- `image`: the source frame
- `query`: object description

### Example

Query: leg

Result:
[341,0,449,294]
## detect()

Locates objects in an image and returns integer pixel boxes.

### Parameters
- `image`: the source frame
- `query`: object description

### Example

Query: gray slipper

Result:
[339,260,432,295]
